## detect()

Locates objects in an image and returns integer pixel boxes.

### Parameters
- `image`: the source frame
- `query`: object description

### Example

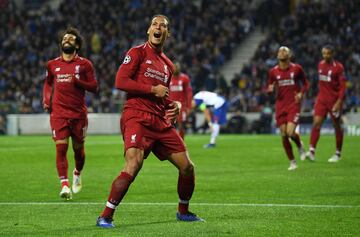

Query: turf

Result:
[0,134,359,236]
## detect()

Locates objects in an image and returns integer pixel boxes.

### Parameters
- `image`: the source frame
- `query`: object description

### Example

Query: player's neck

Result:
[62,52,76,62]
[324,59,334,64]
[148,41,163,53]
[278,61,290,70]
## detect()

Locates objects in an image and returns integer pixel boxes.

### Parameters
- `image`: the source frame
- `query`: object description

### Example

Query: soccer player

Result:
[43,27,99,200]
[169,62,193,139]
[307,45,346,162]
[192,91,228,148]
[96,15,204,228]
[267,46,308,171]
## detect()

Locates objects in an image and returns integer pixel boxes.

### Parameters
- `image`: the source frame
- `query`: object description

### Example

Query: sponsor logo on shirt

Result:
[278,79,295,86]
[319,70,332,82]
[146,60,152,64]
[144,67,169,83]
[123,55,131,64]
[170,85,184,92]
[56,74,73,82]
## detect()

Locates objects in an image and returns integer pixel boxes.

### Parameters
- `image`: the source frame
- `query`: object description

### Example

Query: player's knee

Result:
[125,150,144,171]
[72,142,84,150]
[181,161,194,175]
[287,130,295,137]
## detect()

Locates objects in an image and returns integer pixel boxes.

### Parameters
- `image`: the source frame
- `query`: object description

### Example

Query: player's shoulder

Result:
[180,73,190,81]
[291,62,303,70]
[128,43,147,55]
[269,65,279,74]
[46,57,61,69]
[334,60,344,70]
[77,56,94,67]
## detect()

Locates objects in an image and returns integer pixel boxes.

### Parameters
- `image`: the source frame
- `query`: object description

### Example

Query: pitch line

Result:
[0,202,358,208]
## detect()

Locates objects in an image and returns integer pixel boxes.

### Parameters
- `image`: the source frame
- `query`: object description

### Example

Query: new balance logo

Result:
[55,68,60,72]
[146,60,152,64]
[131,134,137,143]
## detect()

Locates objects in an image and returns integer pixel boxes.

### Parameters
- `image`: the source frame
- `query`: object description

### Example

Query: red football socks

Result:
[282,136,294,160]
[101,172,134,218]
[178,173,195,214]
[310,127,321,151]
[335,127,344,154]
[56,143,69,180]
[73,145,85,173]
[290,133,302,149]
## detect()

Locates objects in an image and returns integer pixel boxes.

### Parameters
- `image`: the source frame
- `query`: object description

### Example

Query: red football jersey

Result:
[115,42,174,117]
[169,73,193,111]
[317,60,346,103]
[43,55,98,119]
[268,63,309,109]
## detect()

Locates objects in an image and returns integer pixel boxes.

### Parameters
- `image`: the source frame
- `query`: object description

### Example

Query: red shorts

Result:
[121,109,186,160]
[50,117,88,143]
[275,105,300,127]
[314,99,343,119]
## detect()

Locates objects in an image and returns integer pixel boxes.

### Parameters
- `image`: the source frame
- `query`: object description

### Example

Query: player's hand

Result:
[294,92,303,103]
[267,84,274,93]
[43,103,51,112]
[165,101,181,124]
[332,100,341,117]
[151,84,169,98]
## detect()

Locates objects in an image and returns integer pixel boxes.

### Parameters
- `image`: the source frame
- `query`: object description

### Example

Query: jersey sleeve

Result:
[74,60,99,93]
[185,75,193,110]
[297,65,309,94]
[338,64,346,100]
[42,62,54,107]
[115,48,152,94]
[267,69,275,92]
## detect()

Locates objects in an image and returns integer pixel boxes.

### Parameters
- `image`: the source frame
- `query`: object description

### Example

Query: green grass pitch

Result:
[0,134,359,236]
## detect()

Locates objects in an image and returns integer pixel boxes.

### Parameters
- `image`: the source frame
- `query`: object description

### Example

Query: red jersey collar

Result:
[60,54,79,63]
[146,42,162,54]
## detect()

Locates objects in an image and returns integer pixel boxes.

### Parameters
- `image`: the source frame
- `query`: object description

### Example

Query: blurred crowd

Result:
[1,0,359,135]
[0,0,255,116]
[228,0,360,114]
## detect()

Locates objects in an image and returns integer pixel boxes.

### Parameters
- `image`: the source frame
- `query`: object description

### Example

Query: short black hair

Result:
[322,44,334,53]
[59,27,83,52]
[150,14,170,31]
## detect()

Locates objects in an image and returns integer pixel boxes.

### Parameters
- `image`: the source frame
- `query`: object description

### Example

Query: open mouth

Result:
[154,32,162,39]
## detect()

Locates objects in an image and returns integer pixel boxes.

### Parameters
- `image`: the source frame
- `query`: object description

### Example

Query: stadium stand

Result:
[0,0,255,116]
[228,0,360,114]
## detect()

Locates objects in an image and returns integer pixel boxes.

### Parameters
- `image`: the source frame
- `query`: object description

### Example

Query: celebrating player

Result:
[43,27,99,200]
[267,46,308,170]
[96,15,204,228]
[169,62,193,139]
[307,45,346,162]
[193,91,228,148]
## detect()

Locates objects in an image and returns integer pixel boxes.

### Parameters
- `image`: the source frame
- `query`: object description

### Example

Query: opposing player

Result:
[169,62,193,139]
[193,91,228,148]
[96,15,204,228]
[43,27,99,199]
[307,45,346,162]
[267,46,308,170]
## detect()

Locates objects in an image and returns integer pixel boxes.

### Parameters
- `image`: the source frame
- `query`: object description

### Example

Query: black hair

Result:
[59,27,83,52]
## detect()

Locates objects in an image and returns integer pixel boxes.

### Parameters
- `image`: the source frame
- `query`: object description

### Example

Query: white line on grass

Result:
[0,202,358,208]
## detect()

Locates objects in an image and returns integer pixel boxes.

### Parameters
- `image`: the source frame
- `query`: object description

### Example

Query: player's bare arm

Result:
[332,99,342,113]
